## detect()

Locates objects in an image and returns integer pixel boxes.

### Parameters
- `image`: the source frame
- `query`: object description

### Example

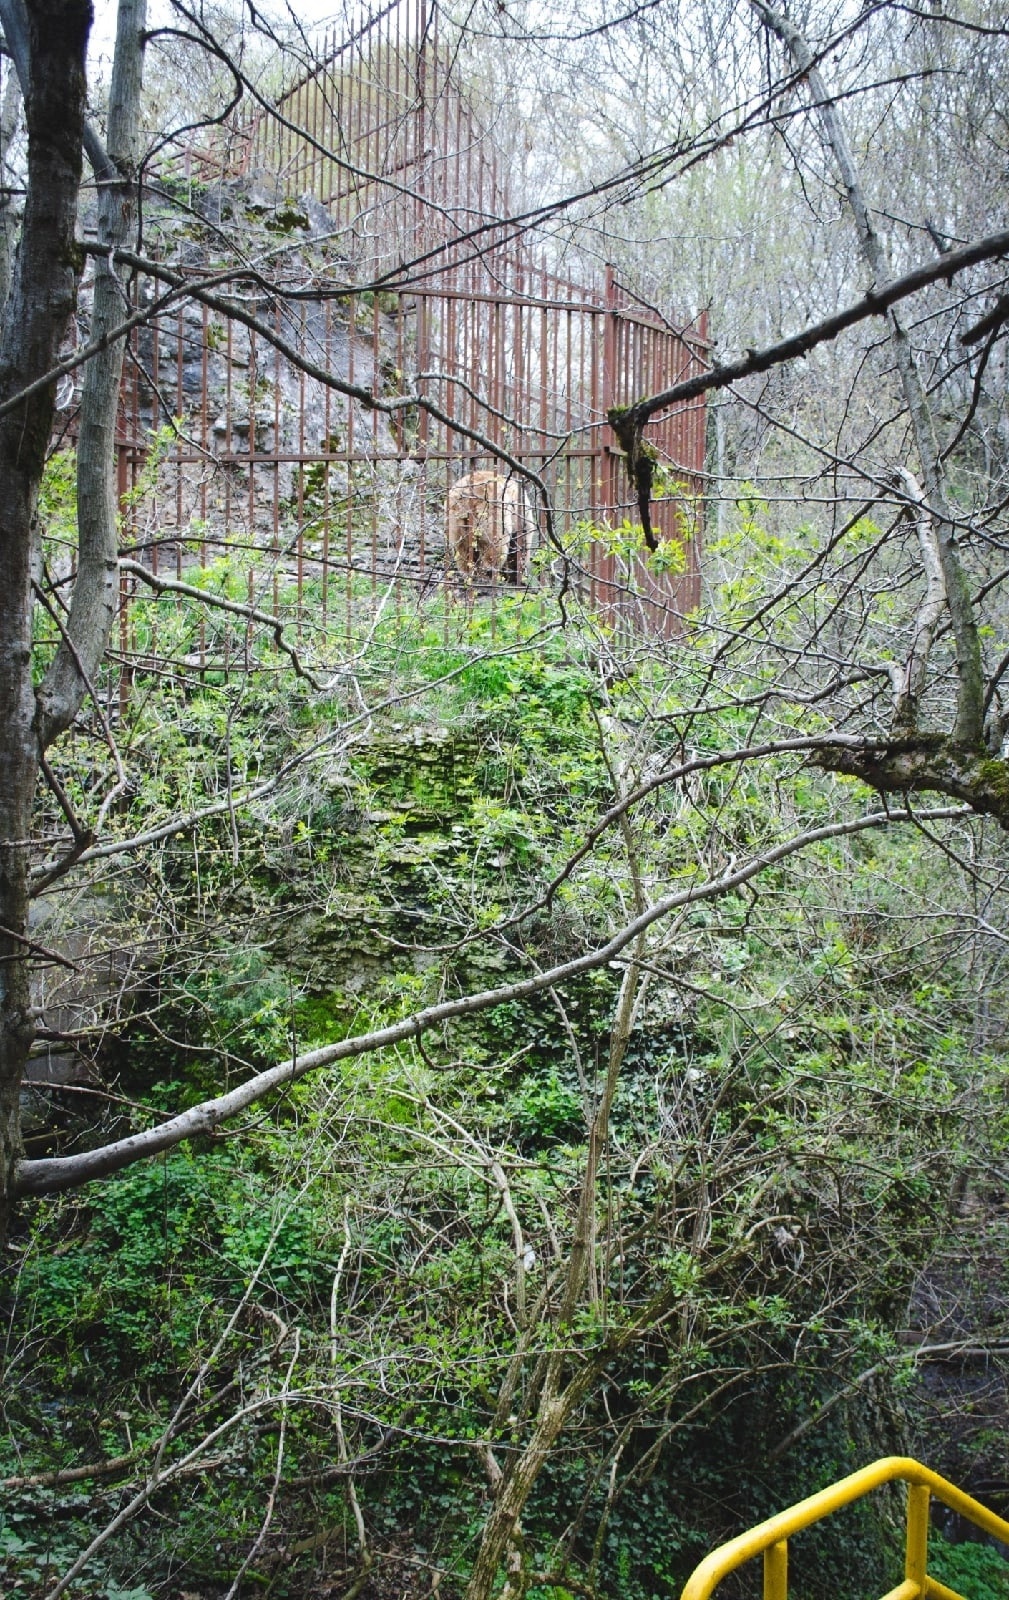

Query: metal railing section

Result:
[680,1457,1009,1600]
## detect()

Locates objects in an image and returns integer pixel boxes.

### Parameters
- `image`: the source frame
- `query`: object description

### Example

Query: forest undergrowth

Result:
[3,567,1009,1600]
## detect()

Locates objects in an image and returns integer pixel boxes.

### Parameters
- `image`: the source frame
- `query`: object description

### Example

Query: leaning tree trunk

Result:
[0,0,90,1236]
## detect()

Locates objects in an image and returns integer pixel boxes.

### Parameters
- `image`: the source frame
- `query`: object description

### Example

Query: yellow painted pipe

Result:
[680,1457,1009,1600]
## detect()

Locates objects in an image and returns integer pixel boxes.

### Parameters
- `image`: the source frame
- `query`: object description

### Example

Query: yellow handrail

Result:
[679,1457,1009,1600]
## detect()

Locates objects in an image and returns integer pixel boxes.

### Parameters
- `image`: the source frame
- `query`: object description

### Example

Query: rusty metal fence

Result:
[94,0,708,670]
[238,0,523,286]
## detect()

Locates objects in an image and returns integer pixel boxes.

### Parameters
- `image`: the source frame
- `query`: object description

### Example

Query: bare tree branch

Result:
[13,804,964,1198]
[751,0,985,747]
[621,228,1009,424]
[120,559,322,688]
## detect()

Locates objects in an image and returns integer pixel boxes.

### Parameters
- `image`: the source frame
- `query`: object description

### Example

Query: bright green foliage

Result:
[7,575,1009,1600]
[930,1535,1009,1600]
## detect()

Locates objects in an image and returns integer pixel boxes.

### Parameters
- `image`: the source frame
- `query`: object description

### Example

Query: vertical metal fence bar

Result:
[118,6,709,674]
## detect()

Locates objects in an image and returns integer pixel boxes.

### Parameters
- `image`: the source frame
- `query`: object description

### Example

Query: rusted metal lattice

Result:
[102,0,707,665]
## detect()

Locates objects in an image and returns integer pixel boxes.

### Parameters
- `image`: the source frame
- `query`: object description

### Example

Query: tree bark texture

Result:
[38,0,146,748]
[891,469,945,734]
[0,60,23,314]
[812,737,1009,824]
[0,0,89,1232]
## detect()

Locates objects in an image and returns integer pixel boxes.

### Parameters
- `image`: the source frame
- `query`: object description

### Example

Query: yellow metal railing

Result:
[679,1457,1009,1600]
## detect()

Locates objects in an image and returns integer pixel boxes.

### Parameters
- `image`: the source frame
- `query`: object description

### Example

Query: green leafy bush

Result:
[930,1534,1009,1600]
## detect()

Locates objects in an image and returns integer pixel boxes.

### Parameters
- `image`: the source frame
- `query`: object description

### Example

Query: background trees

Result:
[2,0,1009,1596]
[0,0,92,1234]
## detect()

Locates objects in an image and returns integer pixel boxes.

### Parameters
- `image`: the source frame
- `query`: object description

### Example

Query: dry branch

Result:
[13,802,964,1198]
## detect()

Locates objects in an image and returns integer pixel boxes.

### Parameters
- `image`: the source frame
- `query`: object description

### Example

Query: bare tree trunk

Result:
[891,467,945,732]
[0,59,23,313]
[464,945,646,1600]
[465,1392,580,1600]
[752,0,985,747]
[0,0,146,1237]
[37,0,147,747]
[0,0,90,1234]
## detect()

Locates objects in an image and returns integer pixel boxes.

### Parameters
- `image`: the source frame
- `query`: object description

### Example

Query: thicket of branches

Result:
[1,0,1009,1596]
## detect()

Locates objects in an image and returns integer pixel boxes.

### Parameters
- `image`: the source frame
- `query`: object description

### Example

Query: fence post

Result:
[763,1540,788,1600]
[905,1483,930,1595]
